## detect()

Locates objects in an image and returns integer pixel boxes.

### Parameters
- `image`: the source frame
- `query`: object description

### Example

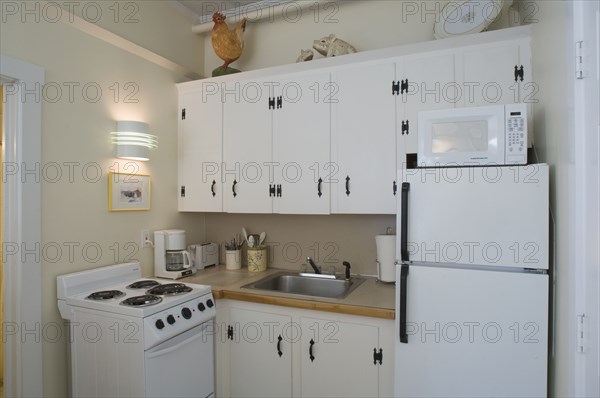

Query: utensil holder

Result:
[247,246,267,272]
[225,249,242,270]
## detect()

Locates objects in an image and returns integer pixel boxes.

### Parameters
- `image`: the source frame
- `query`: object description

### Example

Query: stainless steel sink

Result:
[241,272,365,299]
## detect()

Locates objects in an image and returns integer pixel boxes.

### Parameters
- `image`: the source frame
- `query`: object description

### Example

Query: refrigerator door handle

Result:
[401,182,410,263]
[399,263,409,343]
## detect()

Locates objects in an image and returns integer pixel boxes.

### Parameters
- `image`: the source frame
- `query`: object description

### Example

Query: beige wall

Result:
[203,0,514,73]
[0,2,204,396]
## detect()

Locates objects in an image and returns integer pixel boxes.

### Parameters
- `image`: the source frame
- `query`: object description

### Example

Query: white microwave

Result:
[417,103,527,167]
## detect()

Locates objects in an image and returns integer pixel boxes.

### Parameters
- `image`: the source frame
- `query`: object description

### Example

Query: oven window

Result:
[432,120,488,153]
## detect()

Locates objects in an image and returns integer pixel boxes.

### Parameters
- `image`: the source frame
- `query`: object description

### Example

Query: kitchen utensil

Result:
[248,235,255,248]
[242,227,248,244]
[259,232,266,245]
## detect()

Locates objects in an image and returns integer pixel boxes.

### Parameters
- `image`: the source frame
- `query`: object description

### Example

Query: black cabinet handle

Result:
[309,338,315,362]
[317,178,323,198]
[277,335,283,357]
[277,184,282,197]
[211,180,216,197]
[399,264,409,344]
[269,184,275,197]
[345,176,350,196]
[232,180,238,198]
[514,65,524,82]
[401,183,410,263]
[393,181,397,196]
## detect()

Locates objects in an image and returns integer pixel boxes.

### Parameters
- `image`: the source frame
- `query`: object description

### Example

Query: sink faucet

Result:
[306,257,321,274]
[342,261,351,280]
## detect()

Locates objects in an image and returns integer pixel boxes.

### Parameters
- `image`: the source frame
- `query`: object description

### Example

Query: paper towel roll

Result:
[376,235,396,283]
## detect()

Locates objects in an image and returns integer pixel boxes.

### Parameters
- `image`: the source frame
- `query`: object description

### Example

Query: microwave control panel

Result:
[505,105,527,164]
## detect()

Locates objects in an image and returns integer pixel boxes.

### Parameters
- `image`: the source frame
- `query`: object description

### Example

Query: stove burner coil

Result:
[146,283,193,296]
[120,295,163,307]
[86,290,125,301]
[126,280,161,289]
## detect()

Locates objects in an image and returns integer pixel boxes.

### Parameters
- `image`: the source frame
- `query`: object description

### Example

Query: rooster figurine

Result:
[211,12,247,76]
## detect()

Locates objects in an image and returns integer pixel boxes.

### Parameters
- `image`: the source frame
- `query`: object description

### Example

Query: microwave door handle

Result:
[401,182,410,263]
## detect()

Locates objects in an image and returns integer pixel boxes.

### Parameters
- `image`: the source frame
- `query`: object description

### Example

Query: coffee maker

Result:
[154,229,196,279]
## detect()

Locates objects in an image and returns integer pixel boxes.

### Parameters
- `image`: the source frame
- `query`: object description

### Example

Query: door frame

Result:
[572,1,600,397]
[1,54,44,397]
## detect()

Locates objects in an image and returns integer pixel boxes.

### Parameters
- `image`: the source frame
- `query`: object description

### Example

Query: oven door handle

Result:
[146,322,211,359]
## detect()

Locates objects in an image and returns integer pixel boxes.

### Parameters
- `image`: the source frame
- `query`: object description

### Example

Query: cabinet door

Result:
[273,72,331,214]
[229,308,293,398]
[178,89,223,212]
[223,80,273,213]
[300,317,379,397]
[459,41,524,107]
[331,62,397,214]
[397,53,457,157]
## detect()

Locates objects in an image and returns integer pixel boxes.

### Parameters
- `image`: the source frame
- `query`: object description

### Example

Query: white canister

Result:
[375,235,396,283]
[225,250,242,270]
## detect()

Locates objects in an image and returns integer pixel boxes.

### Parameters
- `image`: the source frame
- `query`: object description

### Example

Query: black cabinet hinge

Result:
[401,120,410,135]
[180,185,186,198]
[181,108,186,120]
[392,81,400,95]
[400,79,409,94]
[514,65,524,82]
[227,325,234,340]
[373,348,383,365]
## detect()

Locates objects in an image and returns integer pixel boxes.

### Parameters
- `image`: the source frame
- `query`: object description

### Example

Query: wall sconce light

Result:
[110,121,158,162]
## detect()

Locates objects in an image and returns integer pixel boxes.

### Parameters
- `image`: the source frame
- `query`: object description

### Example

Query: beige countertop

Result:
[181,265,396,319]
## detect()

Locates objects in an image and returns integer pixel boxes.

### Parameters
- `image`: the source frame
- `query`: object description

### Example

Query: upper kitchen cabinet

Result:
[395,52,457,157]
[222,78,273,213]
[272,72,331,215]
[331,62,398,215]
[458,38,532,104]
[178,87,223,212]
[222,72,331,214]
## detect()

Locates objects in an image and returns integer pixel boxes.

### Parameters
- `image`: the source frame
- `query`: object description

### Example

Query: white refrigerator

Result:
[395,164,549,397]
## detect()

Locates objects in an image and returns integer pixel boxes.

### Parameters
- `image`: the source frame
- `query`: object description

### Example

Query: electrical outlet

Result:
[141,230,151,248]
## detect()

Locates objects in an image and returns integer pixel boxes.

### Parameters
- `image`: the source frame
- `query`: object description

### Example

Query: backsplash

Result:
[204,214,395,276]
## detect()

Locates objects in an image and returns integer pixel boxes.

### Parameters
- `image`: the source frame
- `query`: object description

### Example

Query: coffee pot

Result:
[154,230,195,279]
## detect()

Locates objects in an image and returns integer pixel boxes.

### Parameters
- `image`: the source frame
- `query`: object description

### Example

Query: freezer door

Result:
[398,164,549,269]
[394,264,548,397]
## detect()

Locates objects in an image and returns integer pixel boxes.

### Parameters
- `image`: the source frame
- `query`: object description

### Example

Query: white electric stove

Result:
[57,262,215,398]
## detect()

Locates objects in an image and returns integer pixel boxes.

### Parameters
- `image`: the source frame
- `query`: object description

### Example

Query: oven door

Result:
[145,321,214,398]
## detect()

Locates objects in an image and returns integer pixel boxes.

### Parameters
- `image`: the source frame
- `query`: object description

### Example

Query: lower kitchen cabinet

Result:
[228,307,292,398]
[299,317,380,397]
[215,300,394,398]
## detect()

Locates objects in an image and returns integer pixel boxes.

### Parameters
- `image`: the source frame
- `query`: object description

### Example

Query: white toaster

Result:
[188,242,219,270]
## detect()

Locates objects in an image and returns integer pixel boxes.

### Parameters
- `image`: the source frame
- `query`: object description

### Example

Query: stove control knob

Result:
[182,307,192,319]
[167,315,176,325]
[197,302,206,312]
[155,319,165,330]
[206,299,214,308]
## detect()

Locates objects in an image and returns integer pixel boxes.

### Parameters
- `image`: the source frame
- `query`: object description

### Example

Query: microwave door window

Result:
[431,120,489,153]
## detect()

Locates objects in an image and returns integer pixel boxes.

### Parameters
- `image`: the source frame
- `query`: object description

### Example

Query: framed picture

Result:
[108,172,151,211]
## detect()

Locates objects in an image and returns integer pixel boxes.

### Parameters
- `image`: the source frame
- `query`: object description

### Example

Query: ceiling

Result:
[176,0,296,25]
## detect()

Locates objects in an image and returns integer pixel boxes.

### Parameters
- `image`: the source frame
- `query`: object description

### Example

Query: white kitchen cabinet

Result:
[178,88,223,212]
[216,299,394,398]
[222,78,274,213]
[331,62,398,214]
[222,73,331,214]
[396,53,457,157]
[228,307,293,397]
[273,72,331,214]
[299,317,380,398]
